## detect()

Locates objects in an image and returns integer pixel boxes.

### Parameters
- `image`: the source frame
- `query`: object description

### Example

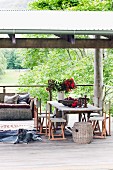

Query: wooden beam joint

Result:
[55,34,75,44]
[8,34,16,44]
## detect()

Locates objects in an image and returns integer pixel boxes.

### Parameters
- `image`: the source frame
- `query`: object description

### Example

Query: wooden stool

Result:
[48,118,66,140]
[89,115,106,138]
[89,101,111,138]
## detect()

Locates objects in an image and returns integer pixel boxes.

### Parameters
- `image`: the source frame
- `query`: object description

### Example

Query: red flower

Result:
[48,78,77,93]
[63,78,76,92]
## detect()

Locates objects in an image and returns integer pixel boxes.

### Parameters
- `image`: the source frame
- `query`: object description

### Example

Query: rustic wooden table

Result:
[47,100,102,122]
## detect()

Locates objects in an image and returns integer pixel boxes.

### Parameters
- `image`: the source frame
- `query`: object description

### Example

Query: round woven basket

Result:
[72,122,93,144]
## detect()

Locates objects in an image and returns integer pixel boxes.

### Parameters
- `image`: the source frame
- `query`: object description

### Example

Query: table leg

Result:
[79,114,82,122]
[87,113,91,121]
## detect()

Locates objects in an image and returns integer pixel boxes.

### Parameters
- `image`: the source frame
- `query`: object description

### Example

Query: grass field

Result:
[0,69,25,85]
[0,69,26,92]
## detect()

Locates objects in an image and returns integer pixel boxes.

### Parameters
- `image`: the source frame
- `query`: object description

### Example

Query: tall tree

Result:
[2,49,23,69]
[0,51,7,76]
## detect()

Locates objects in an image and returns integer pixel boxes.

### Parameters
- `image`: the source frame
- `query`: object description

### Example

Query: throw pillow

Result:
[17,93,30,104]
[18,101,27,104]
[4,94,19,104]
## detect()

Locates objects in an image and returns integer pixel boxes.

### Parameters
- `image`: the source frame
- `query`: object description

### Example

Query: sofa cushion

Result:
[0,107,32,120]
[17,93,30,104]
[0,103,30,108]
[4,94,19,104]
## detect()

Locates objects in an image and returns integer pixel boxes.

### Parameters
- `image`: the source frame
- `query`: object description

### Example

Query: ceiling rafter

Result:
[0,38,113,48]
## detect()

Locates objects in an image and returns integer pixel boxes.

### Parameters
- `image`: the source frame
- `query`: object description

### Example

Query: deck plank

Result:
[0,119,113,170]
[0,134,113,170]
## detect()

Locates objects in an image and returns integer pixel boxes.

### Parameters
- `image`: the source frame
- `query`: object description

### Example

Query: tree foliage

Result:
[2,49,23,69]
[29,0,112,11]
[19,48,94,100]
[29,0,79,10]
[70,0,112,11]
[0,51,7,76]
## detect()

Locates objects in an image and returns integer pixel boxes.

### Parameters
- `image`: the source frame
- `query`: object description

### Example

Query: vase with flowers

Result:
[47,78,77,100]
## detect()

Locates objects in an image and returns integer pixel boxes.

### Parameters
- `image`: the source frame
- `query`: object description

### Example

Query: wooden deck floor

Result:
[0,121,113,170]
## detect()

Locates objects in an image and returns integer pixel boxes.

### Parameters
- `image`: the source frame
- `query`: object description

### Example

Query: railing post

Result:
[3,86,6,93]
[47,80,53,113]
[48,89,52,114]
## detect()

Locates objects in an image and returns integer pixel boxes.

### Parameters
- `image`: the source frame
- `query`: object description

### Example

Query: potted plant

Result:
[47,78,77,100]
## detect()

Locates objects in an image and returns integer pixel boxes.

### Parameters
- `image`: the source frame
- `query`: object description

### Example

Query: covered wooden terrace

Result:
[0,11,113,170]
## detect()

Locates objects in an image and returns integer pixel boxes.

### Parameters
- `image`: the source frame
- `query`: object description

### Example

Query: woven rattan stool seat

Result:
[72,122,93,144]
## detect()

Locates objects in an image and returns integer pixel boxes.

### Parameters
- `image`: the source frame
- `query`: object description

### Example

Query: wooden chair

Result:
[89,114,106,138]
[89,101,111,138]
[89,96,100,117]
[34,98,56,134]
[33,98,48,134]
[103,101,111,136]
[46,104,66,140]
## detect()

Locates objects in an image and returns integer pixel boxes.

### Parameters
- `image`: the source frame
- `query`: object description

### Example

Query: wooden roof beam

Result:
[0,38,113,48]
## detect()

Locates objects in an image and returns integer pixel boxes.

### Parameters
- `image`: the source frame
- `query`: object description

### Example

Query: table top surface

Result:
[47,100,102,113]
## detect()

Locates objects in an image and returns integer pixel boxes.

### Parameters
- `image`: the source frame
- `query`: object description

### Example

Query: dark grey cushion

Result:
[17,93,30,104]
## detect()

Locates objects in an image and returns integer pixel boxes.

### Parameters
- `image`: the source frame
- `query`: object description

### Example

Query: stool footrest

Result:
[50,118,66,123]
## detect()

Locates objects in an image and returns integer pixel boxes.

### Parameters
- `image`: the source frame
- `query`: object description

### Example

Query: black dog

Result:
[14,129,42,144]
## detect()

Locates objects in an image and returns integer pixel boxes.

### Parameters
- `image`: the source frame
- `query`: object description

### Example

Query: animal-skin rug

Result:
[0,120,34,130]
[0,120,42,144]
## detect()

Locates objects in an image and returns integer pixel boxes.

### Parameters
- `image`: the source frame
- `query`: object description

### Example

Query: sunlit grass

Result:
[0,69,26,92]
[0,69,25,85]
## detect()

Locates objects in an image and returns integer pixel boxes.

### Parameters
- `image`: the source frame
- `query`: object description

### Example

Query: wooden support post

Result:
[3,86,6,93]
[94,36,103,108]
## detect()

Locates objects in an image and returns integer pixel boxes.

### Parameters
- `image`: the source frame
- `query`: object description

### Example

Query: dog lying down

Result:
[14,129,42,144]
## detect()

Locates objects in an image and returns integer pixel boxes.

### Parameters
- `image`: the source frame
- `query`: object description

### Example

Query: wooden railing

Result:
[0,83,94,96]
[0,85,47,93]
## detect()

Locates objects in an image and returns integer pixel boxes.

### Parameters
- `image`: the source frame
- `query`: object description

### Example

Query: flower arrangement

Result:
[48,78,77,93]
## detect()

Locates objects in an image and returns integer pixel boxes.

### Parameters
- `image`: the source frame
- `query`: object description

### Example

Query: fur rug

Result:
[0,129,42,144]
[0,120,42,144]
[0,120,34,130]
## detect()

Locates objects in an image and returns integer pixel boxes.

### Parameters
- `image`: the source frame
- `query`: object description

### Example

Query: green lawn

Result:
[0,69,25,85]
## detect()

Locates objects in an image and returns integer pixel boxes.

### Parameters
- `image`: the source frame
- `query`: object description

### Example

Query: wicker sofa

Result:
[0,93,34,120]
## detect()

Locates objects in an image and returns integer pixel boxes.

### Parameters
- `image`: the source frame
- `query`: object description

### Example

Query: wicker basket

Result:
[72,122,93,144]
